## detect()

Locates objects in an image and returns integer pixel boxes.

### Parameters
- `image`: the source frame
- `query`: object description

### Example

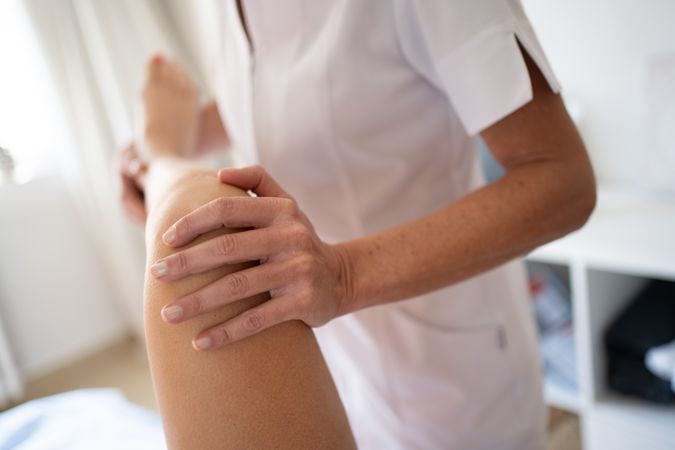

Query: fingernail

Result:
[161,305,183,321]
[193,336,212,351]
[151,261,168,278]
[162,226,176,245]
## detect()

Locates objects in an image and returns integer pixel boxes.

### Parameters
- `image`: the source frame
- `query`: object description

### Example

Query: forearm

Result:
[339,156,595,312]
[340,46,596,314]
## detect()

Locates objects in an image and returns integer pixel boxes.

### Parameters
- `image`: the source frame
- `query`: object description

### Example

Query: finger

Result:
[122,190,147,223]
[192,296,298,351]
[119,142,136,169]
[151,227,288,280]
[119,162,145,203]
[162,196,293,247]
[119,170,147,223]
[218,165,292,199]
[127,157,144,177]
[120,143,147,177]
[160,261,290,323]
[145,53,166,83]
[124,204,146,224]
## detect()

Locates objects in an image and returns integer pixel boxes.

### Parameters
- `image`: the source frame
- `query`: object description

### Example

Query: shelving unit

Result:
[526,186,675,450]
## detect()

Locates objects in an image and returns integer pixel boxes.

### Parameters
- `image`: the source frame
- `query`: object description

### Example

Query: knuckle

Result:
[226,272,249,297]
[217,234,237,256]
[176,216,191,238]
[291,225,313,250]
[294,255,315,276]
[215,196,234,214]
[297,292,314,313]
[176,251,190,273]
[243,310,265,332]
[252,164,265,176]
[187,292,204,315]
[218,326,232,345]
[278,198,297,216]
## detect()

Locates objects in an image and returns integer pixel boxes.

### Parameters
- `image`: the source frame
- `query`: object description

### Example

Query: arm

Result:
[340,49,596,309]
[151,49,595,347]
[117,96,228,226]
[142,157,354,449]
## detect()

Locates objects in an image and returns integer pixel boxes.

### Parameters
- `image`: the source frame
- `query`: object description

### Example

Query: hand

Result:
[117,142,147,224]
[150,165,355,350]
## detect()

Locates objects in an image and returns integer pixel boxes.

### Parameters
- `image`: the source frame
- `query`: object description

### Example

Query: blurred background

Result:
[0,1,674,449]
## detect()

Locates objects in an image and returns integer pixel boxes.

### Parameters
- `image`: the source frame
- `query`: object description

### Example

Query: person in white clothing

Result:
[120,1,596,449]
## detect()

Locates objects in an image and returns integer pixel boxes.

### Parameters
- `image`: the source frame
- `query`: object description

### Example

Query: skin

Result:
[121,45,596,350]
[138,47,596,350]
[138,56,356,449]
[119,80,229,225]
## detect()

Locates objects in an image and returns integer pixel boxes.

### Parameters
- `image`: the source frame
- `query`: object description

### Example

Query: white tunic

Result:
[213,1,560,448]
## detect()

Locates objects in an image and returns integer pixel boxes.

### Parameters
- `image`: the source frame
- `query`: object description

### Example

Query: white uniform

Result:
[214,1,560,448]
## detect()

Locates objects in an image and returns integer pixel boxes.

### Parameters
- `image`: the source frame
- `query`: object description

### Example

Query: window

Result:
[0,1,69,183]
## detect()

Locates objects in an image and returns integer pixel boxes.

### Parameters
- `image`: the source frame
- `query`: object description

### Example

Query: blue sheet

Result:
[0,389,165,449]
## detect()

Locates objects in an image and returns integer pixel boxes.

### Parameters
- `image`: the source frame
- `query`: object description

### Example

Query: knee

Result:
[145,170,246,258]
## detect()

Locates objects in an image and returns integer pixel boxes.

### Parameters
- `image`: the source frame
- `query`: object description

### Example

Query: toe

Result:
[150,53,165,65]
[146,53,166,80]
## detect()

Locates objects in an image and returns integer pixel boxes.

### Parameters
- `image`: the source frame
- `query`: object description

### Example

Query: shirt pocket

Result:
[383,308,520,447]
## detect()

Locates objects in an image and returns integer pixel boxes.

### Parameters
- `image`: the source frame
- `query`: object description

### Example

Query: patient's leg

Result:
[138,58,355,449]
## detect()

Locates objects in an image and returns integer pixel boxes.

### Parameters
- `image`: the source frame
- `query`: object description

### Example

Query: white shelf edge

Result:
[525,249,572,267]
[528,250,675,282]
[594,394,675,429]
[526,186,675,281]
[544,376,582,413]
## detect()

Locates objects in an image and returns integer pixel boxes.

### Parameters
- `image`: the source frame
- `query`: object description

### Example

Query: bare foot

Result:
[140,54,200,158]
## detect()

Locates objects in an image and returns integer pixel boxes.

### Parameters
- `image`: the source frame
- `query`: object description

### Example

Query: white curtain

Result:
[22,0,214,337]
[0,318,21,408]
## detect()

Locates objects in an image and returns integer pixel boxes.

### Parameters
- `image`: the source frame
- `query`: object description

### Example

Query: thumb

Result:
[218,165,292,199]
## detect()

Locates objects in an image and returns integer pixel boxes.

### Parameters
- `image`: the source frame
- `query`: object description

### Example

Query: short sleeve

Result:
[393,0,561,136]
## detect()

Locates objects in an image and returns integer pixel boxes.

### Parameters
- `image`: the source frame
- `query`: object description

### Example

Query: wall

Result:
[521,0,675,189]
[0,176,128,379]
[166,1,675,189]
[163,0,223,97]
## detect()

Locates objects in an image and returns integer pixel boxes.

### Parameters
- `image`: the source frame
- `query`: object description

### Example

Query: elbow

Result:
[566,163,597,233]
[571,180,596,231]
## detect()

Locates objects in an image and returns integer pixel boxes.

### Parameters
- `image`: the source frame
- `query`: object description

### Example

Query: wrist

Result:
[332,242,360,317]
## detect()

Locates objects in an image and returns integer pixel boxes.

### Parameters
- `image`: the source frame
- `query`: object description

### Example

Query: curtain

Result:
[0,317,21,408]
[22,0,214,338]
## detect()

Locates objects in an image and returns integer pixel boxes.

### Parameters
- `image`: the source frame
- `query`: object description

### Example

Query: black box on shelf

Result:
[604,280,675,404]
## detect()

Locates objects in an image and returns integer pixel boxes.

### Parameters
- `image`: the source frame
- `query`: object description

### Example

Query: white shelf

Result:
[525,186,675,450]
[587,395,675,450]
[528,187,675,281]
[544,375,582,413]
[595,394,675,429]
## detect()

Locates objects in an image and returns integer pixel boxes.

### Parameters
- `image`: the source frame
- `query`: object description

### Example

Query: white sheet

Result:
[0,389,164,450]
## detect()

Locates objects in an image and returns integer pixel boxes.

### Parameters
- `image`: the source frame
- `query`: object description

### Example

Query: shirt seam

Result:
[320,2,405,425]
